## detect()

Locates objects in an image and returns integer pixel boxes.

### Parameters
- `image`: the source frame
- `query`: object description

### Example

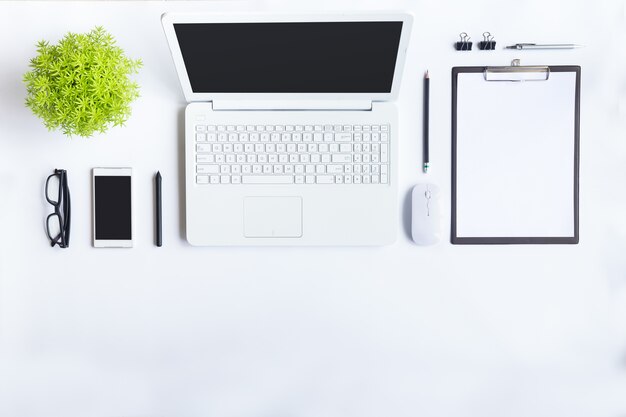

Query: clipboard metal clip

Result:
[484,59,550,82]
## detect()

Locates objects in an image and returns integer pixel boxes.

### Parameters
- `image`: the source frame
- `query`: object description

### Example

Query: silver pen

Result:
[505,43,584,50]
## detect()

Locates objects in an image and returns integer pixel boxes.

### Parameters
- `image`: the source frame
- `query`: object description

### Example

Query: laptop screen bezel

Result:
[161,13,413,103]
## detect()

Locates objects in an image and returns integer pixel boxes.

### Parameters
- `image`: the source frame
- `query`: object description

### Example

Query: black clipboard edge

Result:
[450,66,581,245]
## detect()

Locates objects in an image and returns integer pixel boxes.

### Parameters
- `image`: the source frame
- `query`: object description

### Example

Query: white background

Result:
[1,1,626,417]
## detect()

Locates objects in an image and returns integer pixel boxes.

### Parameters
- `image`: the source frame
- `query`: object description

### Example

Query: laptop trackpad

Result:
[244,197,303,238]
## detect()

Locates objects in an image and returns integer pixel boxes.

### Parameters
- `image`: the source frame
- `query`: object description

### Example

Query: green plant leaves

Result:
[23,26,143,137]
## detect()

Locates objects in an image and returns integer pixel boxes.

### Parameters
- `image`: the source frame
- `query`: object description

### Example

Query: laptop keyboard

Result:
[194,124,390,185]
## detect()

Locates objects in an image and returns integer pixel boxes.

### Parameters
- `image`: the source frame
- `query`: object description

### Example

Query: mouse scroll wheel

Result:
[425,190,432,199]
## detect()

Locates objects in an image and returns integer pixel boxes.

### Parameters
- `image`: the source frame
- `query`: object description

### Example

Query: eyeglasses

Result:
[45,169,71,248]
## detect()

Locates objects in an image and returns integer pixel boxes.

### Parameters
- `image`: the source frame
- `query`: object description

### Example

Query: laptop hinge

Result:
[211,100,373,111]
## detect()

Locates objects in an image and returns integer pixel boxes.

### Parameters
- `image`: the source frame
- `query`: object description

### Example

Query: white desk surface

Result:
[1,1,625,416]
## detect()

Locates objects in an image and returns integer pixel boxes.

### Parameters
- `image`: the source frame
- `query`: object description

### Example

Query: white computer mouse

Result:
[412,184,441,245]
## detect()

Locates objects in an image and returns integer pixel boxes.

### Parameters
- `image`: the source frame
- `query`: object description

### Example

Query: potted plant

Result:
[23,26,142,137]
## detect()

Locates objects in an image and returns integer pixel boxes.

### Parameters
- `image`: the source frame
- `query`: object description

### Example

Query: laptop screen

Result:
[173,21,403,94]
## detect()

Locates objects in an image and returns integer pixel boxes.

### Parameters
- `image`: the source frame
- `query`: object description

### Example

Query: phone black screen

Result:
[94,176,132,240]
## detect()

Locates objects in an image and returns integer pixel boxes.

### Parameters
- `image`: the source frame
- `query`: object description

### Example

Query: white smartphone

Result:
[92,168,133,248]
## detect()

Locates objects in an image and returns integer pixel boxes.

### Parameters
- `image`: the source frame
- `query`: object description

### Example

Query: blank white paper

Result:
[455,71,577,238]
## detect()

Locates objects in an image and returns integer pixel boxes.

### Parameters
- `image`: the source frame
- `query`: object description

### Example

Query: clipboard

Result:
[451,62,581,244]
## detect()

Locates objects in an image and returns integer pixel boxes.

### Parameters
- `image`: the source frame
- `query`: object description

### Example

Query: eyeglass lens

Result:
[46,174,61,205]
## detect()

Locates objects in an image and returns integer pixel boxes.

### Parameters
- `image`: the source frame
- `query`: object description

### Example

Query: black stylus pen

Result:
[423,70,430,173]
[156,171,162,247]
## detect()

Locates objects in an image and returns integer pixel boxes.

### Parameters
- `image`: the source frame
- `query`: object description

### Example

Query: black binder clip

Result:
[478,32,496,50]
[455,32,473,51]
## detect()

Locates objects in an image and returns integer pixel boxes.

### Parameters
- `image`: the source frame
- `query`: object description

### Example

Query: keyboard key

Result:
[340,144,352,152]
[197,144,211,152]
[305,175,315,184]
[196,133,207,141]
[295,175,305,184]
[232,175,241,184]
[335,133,352,142]
[196,175,209,184]
[381,174,388,184]
[316,175,334,184]
[327,164,344,174]
[332,154,352,163]
[210,175,219,184]
[197,154,214,163]
[242,175,293,184]
[196,125,207,132]
[381,144,389,162]
[197,165,219,174]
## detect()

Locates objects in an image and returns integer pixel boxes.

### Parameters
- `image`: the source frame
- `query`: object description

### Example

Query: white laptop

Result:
[161,13,412,245]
